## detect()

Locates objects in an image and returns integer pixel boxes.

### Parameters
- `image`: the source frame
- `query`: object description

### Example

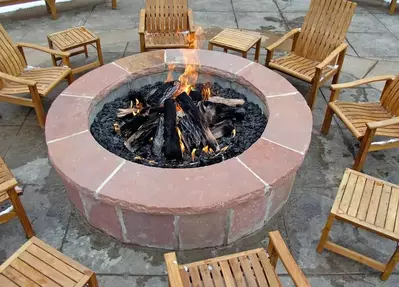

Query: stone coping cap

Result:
[46,49,312,214]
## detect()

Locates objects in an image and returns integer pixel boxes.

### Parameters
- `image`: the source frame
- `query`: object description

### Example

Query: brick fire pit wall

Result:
[45,50,312,250]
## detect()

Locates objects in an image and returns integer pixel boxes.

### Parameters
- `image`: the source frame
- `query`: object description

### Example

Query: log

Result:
[207,96,244,107]
[164,99,182,160]
[145,81,180,106]
[177,92,219,151]
[211,120,235,139]
[120,115,148,138]
[152,116,164,157]
[124,114,159,152]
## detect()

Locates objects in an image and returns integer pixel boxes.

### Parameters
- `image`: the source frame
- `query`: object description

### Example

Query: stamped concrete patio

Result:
[1,0,399,286]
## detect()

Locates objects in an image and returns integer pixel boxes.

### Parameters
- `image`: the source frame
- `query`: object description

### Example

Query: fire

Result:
[202,86,211,101]
[176,104,183,112]
[191,148,196,160]
[166,27,204,95]
[176,127,185,153]
[202,145,209,153]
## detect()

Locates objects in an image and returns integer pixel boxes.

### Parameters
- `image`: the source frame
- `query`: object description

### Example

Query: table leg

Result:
[208,42,214,51]
[47,38,57,67]
[96,39,104,66]
[254,39,261,62]
[242,51,247,58]
[223,48,228,53]
[84,45,88,58]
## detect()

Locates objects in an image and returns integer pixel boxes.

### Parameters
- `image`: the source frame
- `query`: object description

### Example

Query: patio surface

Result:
[1,0,399,286]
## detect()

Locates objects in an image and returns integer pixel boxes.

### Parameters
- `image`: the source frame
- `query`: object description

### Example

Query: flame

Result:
[202,145,209,153]
[191,148,196,160]
[113,122,121,135]
[166,27,204,95]
[176,127,185,153]
[132,98,143,116]
[202,87,211,101]
[176,104,183,112]
[232,129,236,138]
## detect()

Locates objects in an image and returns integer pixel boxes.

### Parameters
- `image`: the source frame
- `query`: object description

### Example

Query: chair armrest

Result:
[316,43,348,70]
[139,9,146,34]
[164,252,184,287]
[16,42,70,57]
[0,71,36,86]
[266,28,301,52]
[367,117,399,130]
[187,9,195,33]
[269,231,311,287]
[331,75,395,91]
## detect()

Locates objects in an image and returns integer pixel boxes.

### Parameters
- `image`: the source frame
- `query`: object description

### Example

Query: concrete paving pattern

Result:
[0,0,399,286]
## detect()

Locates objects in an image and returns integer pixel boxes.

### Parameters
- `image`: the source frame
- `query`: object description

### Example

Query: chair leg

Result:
[47,38,57,67]
[45,0,57,20]
[84,45,89,58]
[267,238,278,268]
[353,128,376,171]
[254,40,261,63]
[317,214,335,253]
[381,246,399,281]
[96,39,104,66]
[66,71,74,85]
[139,34,146,53]
[321,103,335,134]
[88,273,99,287]
[331,49,347,85]
[307,81,319,110]
[7,188,34,238]
[29,86,45,129]
[208,42,214,51]
[389,0,397,14]
[112,0,117,9]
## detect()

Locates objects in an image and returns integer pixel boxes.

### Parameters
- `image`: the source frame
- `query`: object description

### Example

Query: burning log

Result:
[198,101,246,125]
[124,114,159,153]
[152,116,164,157]
[119,115,148,138]
[145,81,181,106]
[178,115,203,152]
[164,99,182,160]
[211,120,235,139]
[177,92,219,152]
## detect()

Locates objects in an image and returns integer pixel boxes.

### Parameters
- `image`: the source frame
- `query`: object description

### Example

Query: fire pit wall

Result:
[46,50,312,250]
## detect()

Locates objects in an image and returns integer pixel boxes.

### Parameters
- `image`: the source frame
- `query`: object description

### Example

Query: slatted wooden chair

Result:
[321,75,399,171]
[138,0,196,52]
[0,24,73,128]
[0,0,57,19]
[390,0,397,14]
[265,0,357,110]
[0,157,34,239]
[0,237,98,286]
[317,168,399,281]
[165,231,310,287]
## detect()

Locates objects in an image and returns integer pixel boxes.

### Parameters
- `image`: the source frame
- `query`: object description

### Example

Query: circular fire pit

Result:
[46,50,312,249]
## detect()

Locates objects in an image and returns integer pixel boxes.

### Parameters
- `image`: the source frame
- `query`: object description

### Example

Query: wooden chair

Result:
[0,157,34,239]
[265,0,357,110]
[390,0,397,14]
[317,168,399,281]
[138,0,196,52]
[0,24,73,128]
[165,231,310,287]
[0,237,98,286]
[0,0,57,19]
[321,75,399,171]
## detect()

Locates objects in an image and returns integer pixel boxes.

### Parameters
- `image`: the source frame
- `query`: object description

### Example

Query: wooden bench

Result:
[165,231,310,287]
[317,168,399,281]
[0,237,98,286]
[0,0,57,19]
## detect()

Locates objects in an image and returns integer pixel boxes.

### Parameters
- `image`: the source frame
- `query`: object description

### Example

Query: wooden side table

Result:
[317,168,399,281]
[48,26,104,75]
[208,28,262,62]
[0,237,98,286]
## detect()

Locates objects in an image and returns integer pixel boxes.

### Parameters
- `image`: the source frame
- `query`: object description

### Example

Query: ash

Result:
[90,82,267,168]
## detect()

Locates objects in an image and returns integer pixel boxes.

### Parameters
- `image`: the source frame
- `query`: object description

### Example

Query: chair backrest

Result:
[145,0,188,33]
[381,75,399,116]
[294,0,357,62]
[0,24,26,77]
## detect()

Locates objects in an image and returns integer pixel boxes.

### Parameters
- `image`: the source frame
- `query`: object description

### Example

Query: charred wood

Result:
[152,116,164,157]
[124,114,159,152]
[164,99,182,160]
[211,120,235,139]
[207,96,244,107]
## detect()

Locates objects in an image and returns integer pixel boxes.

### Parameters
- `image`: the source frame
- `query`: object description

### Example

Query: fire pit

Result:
[46,49,312,249]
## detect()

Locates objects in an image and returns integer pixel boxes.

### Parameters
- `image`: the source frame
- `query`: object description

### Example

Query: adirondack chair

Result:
[0,157,34,239]
[138,0,196,52]
[265,0,357,110]
[165,231,311,287]
[321,75,399,171]
[390,0,397,14]
[0,24,73,128]
[0,0,57,19]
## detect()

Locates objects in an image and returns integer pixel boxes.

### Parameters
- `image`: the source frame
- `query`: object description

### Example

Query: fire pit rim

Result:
[46,49,312,214]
